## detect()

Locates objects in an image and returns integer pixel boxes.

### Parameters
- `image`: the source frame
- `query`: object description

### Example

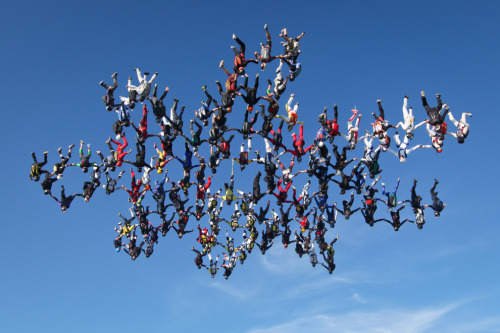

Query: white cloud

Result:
[260,246,309,275]
[352,292,366,304]
[209,281,254,300]
[246,302,467,333]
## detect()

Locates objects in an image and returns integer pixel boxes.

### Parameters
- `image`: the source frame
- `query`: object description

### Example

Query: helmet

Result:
[157,168,163,174]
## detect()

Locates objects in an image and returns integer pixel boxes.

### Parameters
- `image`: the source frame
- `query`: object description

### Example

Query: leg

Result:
[430,179,438,197]
[235,36,245,53]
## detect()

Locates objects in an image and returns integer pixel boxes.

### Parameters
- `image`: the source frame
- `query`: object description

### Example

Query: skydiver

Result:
[70,140,98,173]
[424,179,447,217]
[421,91,448,127]
[148,85,169,124]
[318,104,341,143]
[340,108,368,150]
[446,111,472,144]
[231,34,258,76]
[335,192,361,220]
[127,68,158,102]
[163,99,185,136]
[254,24,283,71]
[379,178,404,211]
[387,131,426,163]
[51,185,80,213]
[406,179,426,229]
[40,171,57,195]
[52,144,75,179]
[395,95,426,140]
[235,73,262,112]
[422,123,444,153]
[379,204,410,231]
[279,28,305,62]
[191,246,208,269]
[99,72,119,111]
[30,151,48,181]
[207,253,219,278]
[194,85,215,127]
[275,94,304,132]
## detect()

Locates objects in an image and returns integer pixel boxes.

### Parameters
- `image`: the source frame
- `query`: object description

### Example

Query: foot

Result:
[348,110,358,122]
[111,72,118,78]
[290,93,295,98]
[144,72,150,76]
[404,95,408,99]
[232,34,236,40]
[421,91,425,97]
[99,80,104,85]
[69,144,75,149]
[80,140,84,145]
[436,94,441,98]
[57,147,62,153]
[215,80,220,85]
[133,68,139,72]
[377,99,382,103]
[264,24,268,30]
[201,85,206,91]
[173,98,179,103]
[219,60,224,68]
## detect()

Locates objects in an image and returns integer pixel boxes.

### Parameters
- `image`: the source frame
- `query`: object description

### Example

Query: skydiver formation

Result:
[30,26,470,278]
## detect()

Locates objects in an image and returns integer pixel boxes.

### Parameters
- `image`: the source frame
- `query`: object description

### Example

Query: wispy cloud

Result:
[246,302,469,333]
[209,281,255,300]
[260,247,309,275]
[352,292,367,304]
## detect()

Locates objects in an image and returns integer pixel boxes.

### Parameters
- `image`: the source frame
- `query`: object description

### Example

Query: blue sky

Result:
[1,1,499,332]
